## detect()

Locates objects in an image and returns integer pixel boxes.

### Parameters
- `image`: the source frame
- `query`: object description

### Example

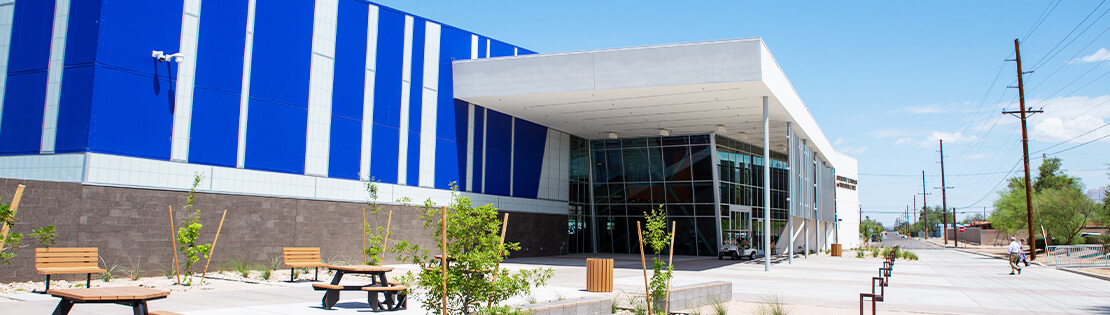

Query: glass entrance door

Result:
[722,206,752,252]
[753,218,765,252]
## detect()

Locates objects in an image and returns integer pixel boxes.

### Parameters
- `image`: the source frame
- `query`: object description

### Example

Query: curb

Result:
[953,248,1045,267]
[1060,267,1110,282]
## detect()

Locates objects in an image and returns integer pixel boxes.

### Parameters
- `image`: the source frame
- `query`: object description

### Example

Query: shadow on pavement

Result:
[504,253,801,272]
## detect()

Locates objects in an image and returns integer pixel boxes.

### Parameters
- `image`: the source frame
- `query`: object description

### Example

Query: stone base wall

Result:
[526,296,612,315]
[0,178,567,283]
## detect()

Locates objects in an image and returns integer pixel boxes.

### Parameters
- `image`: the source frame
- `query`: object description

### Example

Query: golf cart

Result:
[719,229,759,260]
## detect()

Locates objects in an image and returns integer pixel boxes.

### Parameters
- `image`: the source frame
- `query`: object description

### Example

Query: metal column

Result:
[787,122,794,264]
[762,96,771,272]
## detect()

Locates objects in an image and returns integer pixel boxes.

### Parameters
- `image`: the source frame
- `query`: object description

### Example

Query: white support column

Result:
[480,108,487,193]
[762,96,771,272]
[464,103,474,191]
[40,0,71,154]
[0,0,18,133]
[417,21,440,188]
[787,122,794,264]
[509,118,515,196]
[396,15,413,185]
[304,0,339,177]
[358,5,379,179]
[236,0,258,168]
[170,0,202,162]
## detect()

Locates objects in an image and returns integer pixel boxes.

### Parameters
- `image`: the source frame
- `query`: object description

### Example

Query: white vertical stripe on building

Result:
[484,39,490,58]
[513,47,518,56]
[509,118,515,196]
[464,103,474,191]
[359,4,379,179]
[304,0,339,176]
[396,15,413,185]
[417,21,439,188]
[170,0,202,162]
[0,0,17,133]
[480,108,487,193]
[39,0,70,154]
[469,34,477,59]
[236,0,258,168]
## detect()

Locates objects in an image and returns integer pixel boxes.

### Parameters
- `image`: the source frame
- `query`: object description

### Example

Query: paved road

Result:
[879,231,945,250]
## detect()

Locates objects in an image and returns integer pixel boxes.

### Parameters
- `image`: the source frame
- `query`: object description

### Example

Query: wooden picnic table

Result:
[47,287,170,315]
[313,265,396,310]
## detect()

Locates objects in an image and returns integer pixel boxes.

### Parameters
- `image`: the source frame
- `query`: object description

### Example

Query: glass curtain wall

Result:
[715,135,789,253]
[590,135,717,256]
[568,136,592,254]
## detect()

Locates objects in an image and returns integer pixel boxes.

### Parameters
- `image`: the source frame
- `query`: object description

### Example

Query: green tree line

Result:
[991,158,1109,245]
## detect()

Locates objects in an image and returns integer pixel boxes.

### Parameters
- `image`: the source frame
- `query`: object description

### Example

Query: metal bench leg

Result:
[291,268,296,282]
[314,267,319,281]
[87,273,92,288]
[368,291,383,312]
[52,299,73,315]
[132,300,148,315]
[322,289,339,310]
[45,275,51,292]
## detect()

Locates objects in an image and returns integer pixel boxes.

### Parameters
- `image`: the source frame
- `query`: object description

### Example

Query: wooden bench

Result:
[35,247,107,292]
[283,247,327,282]
[149,311,184,315]
[363,285,408,312]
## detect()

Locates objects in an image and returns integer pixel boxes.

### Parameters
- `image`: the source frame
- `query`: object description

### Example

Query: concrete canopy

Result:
[452,38,839,165]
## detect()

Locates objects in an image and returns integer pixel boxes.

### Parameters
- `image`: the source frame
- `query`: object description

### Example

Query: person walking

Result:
[1007,237,1022,275]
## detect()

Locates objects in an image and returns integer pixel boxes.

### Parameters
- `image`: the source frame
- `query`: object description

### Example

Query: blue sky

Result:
[374,1,1110,226]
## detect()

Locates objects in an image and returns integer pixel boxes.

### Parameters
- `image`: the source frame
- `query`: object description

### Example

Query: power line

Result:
[1030,0,1109,70]
[1026,23,1110,93]
[859,171,1015,177]
[1023,0,1062,42]
[1044,131,1110,156]
[1032,121,1110,154]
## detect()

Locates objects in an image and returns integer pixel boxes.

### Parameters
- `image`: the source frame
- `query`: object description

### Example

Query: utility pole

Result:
[939,140,950,246]
[919,171,930,239]
[1004,38,1042,260]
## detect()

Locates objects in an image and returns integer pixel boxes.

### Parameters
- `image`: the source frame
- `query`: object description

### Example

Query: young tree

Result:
[176,173,211,285]
[0,186,56,265]
[391,185,552,315]
[643,205,673,313]
[1037,187,1097,244]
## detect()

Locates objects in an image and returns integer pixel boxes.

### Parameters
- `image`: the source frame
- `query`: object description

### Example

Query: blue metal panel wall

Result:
[433,27,471,190]
[54,0,101,153]
[86,0,182,160]
[0,0,54,154]
[189,0,249,167]
[245,0,313,174]
[477,36,487,58]
[369,9,404,184]
[471,105,484,192]
[484,110,511,196]
[489,40,515,57]
[327,0,369,180]
[405,19,424,185]
[512,119,546,198]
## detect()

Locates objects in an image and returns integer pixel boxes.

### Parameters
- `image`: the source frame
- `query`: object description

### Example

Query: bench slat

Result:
[363,285,406,291]
[35,247,103,275]
[282,247,324,268]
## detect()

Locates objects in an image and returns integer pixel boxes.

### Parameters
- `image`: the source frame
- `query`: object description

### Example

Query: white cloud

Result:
[868,129,915,139]
[833,138,869,155]
[1029,95,1110,145]
[894,137,914,145]
[967,153,989,160]
[920,131,979,148]
[1070,48,1110,64]
[902,105,948,114]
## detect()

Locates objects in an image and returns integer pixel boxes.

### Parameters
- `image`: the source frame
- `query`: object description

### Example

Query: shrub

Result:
[176,173,212,285]
[870,248,880,257]
[391,184,553,315]
[856,251,865,258]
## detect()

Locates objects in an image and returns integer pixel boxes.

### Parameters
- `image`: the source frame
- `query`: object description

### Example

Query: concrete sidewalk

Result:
[3,248,1109,314]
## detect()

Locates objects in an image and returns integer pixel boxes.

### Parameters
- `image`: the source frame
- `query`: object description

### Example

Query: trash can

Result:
[831,243,843,257]
[586,258,613,292]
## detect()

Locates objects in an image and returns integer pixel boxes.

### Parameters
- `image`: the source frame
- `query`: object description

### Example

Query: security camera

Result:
[152,50,185,63]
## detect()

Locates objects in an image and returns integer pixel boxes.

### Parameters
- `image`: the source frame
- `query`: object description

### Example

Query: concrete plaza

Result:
[4,244,1109,314]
